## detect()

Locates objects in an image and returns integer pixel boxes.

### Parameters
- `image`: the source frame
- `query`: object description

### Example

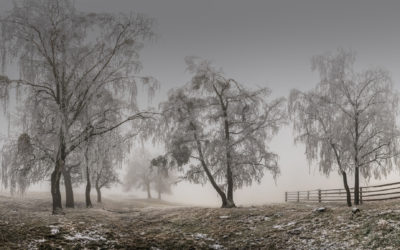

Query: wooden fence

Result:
[285,181,400,204]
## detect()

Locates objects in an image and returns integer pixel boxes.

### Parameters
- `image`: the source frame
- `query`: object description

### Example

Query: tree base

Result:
[221,200,236,208]
[52,208,65,215]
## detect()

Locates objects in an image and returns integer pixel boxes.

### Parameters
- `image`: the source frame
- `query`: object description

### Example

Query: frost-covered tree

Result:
[156,58,286,208]
[90,130,128,203]
[1,133,51,195]
[124,150,155,199]
[0,0,156,213]
[289,88,354,206]
[291,49,400,205]
[151,155,177,200]
[93,156,119,203]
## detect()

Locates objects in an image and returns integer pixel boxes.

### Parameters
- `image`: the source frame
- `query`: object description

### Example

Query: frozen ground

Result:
[0,192,399,249]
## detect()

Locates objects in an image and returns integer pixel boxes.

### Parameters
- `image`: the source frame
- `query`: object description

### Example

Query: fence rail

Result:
[285,181,400,204]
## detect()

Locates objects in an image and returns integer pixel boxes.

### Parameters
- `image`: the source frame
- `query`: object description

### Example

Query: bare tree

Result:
[156,58,286,208]
[0,0,156,213]
[291,49,400,205]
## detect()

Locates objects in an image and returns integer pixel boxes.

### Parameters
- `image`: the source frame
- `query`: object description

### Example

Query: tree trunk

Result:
[51,134,66,214]
[353,113,360,205]
[222,107,236,208]
[62,168,74,208]
[85,172,92,208]
[51,161,63,214]
[193,129,229,208]
[341,170,352,207]
[354,166,360,205]
[158,191,161,200]
[96,185,102,203]
[146,182,152,199]
[226,160,235,207]
[85,147,92,208]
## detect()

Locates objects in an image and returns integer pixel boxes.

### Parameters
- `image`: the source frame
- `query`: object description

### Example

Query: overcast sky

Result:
[1,0,400,205]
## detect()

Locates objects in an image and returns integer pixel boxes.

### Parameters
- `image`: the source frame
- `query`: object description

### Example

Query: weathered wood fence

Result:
[285,181,400,204]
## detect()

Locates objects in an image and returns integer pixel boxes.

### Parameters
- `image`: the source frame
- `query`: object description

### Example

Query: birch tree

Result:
[289,88,354,206]
[0,0,156,213]
[157,58,286,207]
[291,49,400,205]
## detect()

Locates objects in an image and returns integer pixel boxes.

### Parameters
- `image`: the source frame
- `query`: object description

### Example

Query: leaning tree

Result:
[0,0,157,213]
[155,57,287,207]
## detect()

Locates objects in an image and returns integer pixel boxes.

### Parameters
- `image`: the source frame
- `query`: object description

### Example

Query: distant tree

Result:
[93,156,120,203]
[291,49,400,205]
[91,130,127,203]
[124,150,155,199]
[151,155,177,200]
[156,58,287,208]
[0,0,156,213]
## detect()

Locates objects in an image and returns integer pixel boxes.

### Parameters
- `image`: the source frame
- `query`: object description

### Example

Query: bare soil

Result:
[0,192,399,249]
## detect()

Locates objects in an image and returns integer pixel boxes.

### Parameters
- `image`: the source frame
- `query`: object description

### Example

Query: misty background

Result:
[1,0,400,206]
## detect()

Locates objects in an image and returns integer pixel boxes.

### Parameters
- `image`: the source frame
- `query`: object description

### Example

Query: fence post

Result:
[307,191,310,201]
[297,191,300,202]
[360,187,363,205]
[318,189,321,203]
[285,192,287,202]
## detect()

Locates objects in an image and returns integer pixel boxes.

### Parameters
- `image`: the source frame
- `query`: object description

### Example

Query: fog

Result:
[1,0,400,207]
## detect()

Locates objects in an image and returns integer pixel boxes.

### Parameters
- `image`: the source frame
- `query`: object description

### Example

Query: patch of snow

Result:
[210,243,224,249]
[264,216,270,221]
[49,225,60,235]
[193,233,208,239]
[314,207,326,212]
[219,215,230,219]
[273,221,296,230]
[193,233,214,241]
[64,232,106,241]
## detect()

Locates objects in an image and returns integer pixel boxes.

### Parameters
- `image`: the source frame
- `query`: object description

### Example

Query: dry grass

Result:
[0,192,399,249]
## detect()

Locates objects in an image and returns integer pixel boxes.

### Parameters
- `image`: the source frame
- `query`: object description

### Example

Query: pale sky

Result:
[1,0,400,206]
